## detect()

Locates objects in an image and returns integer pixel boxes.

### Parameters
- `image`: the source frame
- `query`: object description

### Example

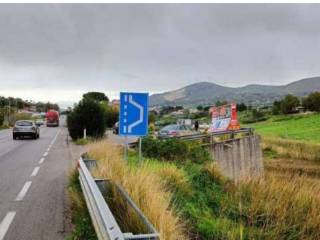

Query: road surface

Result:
[107,130,138,145]
[0,120,81,240]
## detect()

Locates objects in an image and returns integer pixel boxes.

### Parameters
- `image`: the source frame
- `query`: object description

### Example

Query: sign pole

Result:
[139,137,142,164]
[124,135,128,162]
[119,92,149,164]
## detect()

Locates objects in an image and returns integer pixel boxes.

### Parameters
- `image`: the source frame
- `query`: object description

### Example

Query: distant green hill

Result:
[150,77,320,106]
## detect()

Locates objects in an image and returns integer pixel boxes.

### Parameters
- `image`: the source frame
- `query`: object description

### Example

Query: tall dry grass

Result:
[262,137,320,161]
[205,161,320,239]
[239,174,320,239]
[87,140,187,240]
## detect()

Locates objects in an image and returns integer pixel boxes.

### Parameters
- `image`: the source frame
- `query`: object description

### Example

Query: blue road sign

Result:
[119,92,149,136]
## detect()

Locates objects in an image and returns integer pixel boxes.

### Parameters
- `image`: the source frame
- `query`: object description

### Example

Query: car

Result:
[35,119,44,126]
[113,122,119,134]
[158,124,195,138]
[13,120,40,140]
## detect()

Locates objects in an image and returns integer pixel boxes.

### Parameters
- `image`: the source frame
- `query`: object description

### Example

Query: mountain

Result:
[150,77,320,106]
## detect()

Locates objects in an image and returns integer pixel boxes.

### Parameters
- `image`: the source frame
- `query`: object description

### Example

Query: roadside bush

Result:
[240,109,268,124]
[0,109,4,126]
[302,92,320,112]
[67,169,97,240]
[67,98,106,140]
[188,143,211,164]
[105,106,118,128]
[280,94,300,114]
[14,112,32,121]
[141,137,209,163]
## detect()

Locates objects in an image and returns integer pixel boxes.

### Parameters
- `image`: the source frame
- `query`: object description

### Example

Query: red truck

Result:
[46,110,60,127]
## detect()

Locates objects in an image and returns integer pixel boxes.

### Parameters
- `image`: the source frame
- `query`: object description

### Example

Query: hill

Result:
[150,77,320,106]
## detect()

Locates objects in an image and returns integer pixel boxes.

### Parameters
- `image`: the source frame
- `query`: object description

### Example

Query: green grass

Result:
[66,169,97,240]
[87,139,320,240]
[73,137,94,145]
[245,113,320,143]
[127,152,260,239]
[129,150,320,239]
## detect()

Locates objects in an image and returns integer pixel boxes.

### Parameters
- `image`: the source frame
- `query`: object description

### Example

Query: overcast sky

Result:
[1,4,320,107]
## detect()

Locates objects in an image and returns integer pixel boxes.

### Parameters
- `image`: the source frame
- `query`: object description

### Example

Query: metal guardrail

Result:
[78,155,160,240]
[175,128,253,141]
[128,128,253,147]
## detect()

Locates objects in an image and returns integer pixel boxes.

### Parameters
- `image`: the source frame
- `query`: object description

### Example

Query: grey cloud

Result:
[0,4,320,105]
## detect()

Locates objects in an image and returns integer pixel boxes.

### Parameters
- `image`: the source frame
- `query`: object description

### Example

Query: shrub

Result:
[302,92,320,112]
[280,94,300,114]
[87,140,187,240]
[187,143,211,164]
[14,112,32,121]
[67,169,97,240]
[240,109,268,124]
[105,106,118,128]
[67,98,106,140]
[0,109,4,126]
[141,137,210,163]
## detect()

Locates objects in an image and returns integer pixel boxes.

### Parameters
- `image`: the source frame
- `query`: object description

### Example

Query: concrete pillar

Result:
[209,135,263,181]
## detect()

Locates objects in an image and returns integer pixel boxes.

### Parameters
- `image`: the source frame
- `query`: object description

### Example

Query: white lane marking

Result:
[47,147,50,152]
[39,158,45,164]
[0,212,16,240]
[30,167,40,177]
[43,152,48,157]
[15,181,32,201]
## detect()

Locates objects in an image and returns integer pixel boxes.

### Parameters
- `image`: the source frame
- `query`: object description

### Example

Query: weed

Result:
[238,174,320,239]
[87,140,187,240]
[66,168,97,240]
[262,137,320,161]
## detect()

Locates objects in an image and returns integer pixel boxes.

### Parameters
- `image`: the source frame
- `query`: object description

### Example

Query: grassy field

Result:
[244,113,320,143]
[82,139,320,240]
[66,113,320,239]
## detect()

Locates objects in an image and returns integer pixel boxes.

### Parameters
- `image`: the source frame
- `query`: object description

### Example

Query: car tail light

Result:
[170,131,178,136]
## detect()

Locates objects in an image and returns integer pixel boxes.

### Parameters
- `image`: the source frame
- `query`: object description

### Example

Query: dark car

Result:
[13,120,40,140]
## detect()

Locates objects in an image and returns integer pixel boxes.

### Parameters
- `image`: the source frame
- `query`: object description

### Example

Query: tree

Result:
[280,94,300,114]
[272,100,282,115]
[0,108,4,126]
[197,105,203,111]
[252,109,265,120]
[203,106,211,112]
[148,111,156,124]
[237,103,247,112]
[105,106,118,128]
[302,92,320,112]
[100,101,119,128]
[67,98,107,140]
[215,100,227,107]
[83,92,109,102]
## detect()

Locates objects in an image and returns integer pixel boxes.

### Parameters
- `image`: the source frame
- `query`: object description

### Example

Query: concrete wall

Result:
[209,135,263,181]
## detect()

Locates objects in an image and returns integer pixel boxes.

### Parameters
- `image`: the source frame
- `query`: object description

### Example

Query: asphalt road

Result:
[0,119,81,240]
[107,130,138,145]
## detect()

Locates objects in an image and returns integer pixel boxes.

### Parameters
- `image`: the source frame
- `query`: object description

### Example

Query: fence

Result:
[78,155,160,240]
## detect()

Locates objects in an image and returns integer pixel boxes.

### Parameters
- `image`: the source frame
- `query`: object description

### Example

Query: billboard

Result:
[209,103,240,132]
